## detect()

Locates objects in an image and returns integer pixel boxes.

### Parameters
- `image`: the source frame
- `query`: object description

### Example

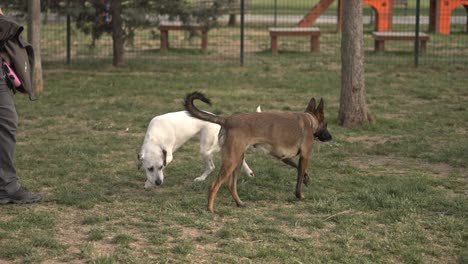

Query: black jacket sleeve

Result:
[0,16,23,48]
[0,16,37,101]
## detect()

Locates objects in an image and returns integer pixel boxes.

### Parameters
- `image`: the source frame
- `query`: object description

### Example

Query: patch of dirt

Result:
[347,155,453,177]
[286,221,336,241]
[180,225,203,239]
[53,207,99,255]
[87,240,117,259]
[345,135,399,146]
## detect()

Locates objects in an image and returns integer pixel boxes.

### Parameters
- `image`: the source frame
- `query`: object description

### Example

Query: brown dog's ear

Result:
[305,97,316,113]
[316,98,324,113]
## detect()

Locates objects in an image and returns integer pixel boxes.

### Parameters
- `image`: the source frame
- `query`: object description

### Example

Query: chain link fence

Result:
[7,0,468,66]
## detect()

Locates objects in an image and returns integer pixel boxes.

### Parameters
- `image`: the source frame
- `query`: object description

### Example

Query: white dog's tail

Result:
[256,106,262,112]
[183,92,227,126]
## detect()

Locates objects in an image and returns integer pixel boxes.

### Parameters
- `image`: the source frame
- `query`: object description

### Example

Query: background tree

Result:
[4,0,229,66]
[74,1,113,48]
[111,0,124,66]
[64,0,229,48]
[27,0,44,93]
[227,0,236,26]
[338,0,373,127]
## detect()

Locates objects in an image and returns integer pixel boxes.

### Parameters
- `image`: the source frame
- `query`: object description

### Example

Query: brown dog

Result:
[184,92,332,212]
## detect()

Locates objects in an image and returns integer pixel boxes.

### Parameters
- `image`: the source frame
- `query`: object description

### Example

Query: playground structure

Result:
[298,0,468,34]
[298,0,394,32]
[429,0,468,34]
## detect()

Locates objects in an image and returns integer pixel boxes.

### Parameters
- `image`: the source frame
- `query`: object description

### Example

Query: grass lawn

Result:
[0,55,467,263]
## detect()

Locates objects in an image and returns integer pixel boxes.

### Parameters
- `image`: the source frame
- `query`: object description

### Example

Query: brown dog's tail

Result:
[183,92,227,126]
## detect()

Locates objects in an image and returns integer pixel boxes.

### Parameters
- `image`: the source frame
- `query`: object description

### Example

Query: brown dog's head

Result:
[305,98,332,142]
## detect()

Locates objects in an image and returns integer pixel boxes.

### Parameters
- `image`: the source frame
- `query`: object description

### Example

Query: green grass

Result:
[0,55,466,263]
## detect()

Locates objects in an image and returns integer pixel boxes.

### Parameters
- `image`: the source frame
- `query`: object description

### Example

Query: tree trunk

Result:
[338,0,372,127]
[228,14,236,26]
[227,0,237,26]
[111,0,124,66]
[28,0,43,93]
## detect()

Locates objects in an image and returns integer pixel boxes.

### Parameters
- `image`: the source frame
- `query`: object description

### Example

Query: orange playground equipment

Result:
[429,0,468,34]
[298,0,394,32]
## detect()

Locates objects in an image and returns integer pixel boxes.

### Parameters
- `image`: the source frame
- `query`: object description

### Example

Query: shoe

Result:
[0,187,42,204]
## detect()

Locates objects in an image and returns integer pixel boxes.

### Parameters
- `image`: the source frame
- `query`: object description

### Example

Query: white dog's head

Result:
[138,148,168,188]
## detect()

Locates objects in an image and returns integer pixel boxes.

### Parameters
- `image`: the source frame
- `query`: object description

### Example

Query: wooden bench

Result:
[372,32,430,53]
[159,22,208,52]
[268,27,321,55]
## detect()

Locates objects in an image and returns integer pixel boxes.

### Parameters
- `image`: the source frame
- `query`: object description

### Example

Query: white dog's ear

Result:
[162,149,167,166]
[137,153,143,170]
[256,105,262,112]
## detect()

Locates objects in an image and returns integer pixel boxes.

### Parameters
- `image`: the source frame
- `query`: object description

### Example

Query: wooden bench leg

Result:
[374,40,385,51]
[271,35,278,55]
[160,30,168,52]
[420,40,427,53]
[201,30,208,52]
[310,36,320,52]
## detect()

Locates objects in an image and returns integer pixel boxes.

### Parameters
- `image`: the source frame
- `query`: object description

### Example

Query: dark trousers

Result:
[0,68,20,194]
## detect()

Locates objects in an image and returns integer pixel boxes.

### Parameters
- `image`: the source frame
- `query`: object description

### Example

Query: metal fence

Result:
[11,0,468,66]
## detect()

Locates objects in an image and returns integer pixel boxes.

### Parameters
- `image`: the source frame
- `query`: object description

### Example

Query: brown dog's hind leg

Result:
[228,155,246,208]
[207,155,242,213]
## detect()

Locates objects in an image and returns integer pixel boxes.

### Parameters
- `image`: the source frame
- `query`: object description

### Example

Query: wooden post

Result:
[160,30,168,52]
[271,35,278,55]
[27,0,43,93]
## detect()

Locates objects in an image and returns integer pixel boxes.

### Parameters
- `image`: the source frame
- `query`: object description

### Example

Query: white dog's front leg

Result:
[194,154,215,181]
[242,159,255,177]
[165,150,174,165]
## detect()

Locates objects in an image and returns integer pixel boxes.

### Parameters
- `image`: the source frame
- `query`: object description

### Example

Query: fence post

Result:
[240,0,245,66]
[414,0,421,67]
[66,13,71,64]
[274,0,278,26]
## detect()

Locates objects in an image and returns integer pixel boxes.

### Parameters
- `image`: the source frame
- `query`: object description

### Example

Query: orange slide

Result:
[298,0,394,32]
[430,0,468,34]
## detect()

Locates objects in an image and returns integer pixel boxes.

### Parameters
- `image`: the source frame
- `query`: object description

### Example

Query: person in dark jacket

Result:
[0,7,42,204]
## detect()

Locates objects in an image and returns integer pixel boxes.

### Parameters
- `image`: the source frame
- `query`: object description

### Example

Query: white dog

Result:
[138,111,255,188]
